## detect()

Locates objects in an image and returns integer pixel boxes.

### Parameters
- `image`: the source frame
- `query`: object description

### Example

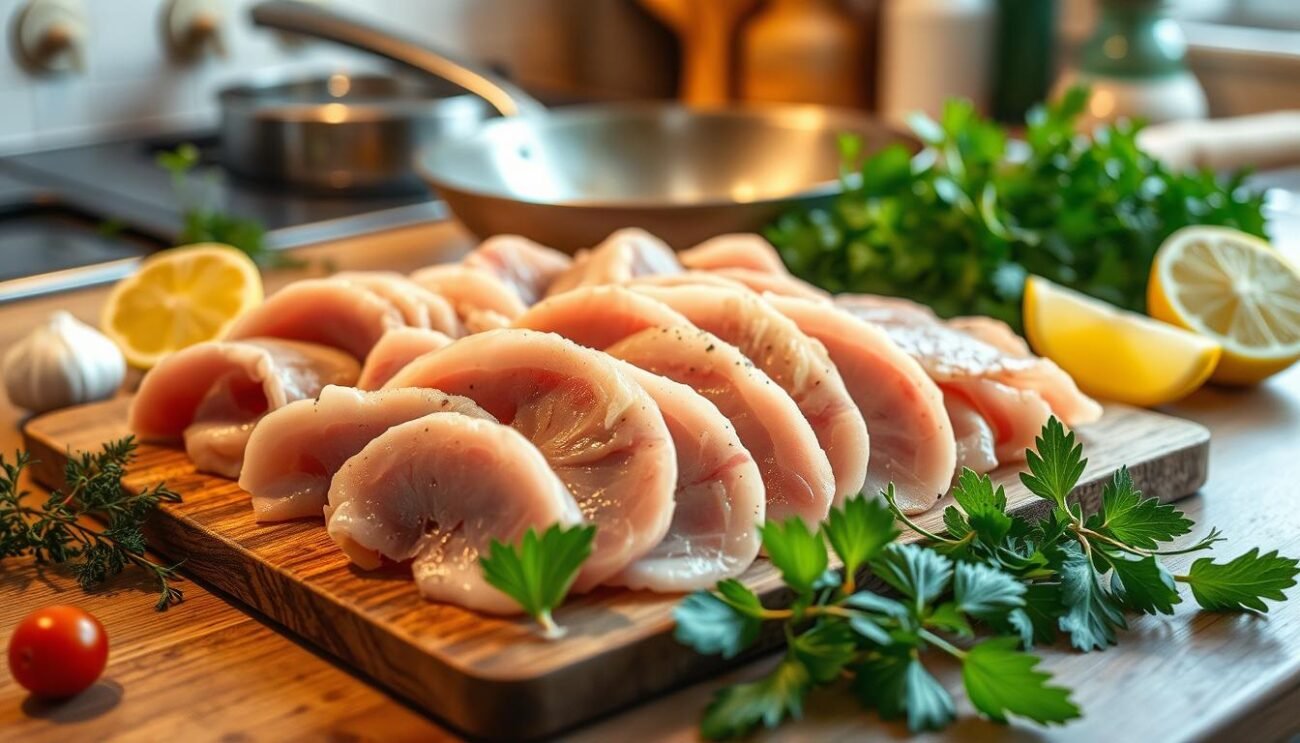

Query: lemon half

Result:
[1024,276,1221,407]
[1148,226,1300,385]
[101,243,263,369]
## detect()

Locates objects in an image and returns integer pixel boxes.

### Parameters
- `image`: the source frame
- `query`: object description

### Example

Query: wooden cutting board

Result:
[23,398,1209,740]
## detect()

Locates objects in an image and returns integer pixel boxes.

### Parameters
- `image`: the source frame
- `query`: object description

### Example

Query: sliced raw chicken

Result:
[357,328,454,390]
[334,271,462,337]
[326,412,583,614]
[409,264,528,330]
[513,285,691,350]
[710,267,831,302]
[607,326,835,527]
[384,329,677,591]
[610,363,763,591]
[943,391,999,475]
[679,234,789,275]
[766,295,955,513]
[949,316,1033,358]
[462,234,573,305]
[633,285,869,505]
[627,271,752,293]
[240,385,492,521]
[225,279,404,360]
[837,295,1102,468]
[546,228,681,297]
[130,339,359,478]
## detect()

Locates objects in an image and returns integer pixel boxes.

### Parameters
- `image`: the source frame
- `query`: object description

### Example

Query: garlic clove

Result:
[3,310,126,413]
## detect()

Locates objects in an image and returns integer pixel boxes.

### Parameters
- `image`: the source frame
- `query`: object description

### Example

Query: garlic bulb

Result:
[3,311,126,413]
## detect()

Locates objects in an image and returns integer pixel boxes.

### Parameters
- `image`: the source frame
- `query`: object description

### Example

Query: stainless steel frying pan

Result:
[252,1,909,250]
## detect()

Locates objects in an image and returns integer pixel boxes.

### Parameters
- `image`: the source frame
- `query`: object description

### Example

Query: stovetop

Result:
[0,132,445,302]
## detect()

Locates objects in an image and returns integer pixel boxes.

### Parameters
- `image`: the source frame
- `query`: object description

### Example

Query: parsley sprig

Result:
[676,494,1078,737]
[0,438,184,610]
[479,523,596,638]
[888,418,1299,651]
[673,417,1297,737]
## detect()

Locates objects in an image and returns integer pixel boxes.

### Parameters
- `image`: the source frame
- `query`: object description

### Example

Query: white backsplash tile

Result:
[0,0,481,155]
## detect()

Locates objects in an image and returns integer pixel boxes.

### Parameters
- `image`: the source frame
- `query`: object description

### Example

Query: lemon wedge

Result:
[1148,226,1300,385]
[101,243,263,369]
[1024,275,1221,407]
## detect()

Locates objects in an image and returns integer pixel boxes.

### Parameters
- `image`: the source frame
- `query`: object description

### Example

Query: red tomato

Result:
[7,605,109,698]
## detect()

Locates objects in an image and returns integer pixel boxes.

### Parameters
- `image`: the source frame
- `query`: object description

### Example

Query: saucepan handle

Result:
[250,0,546,118]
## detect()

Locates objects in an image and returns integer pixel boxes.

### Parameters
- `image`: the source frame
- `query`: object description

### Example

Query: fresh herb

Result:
[156,144,295,268]
[677,495,1077,737]
[0,439,184,611]
[674,417,1297,737]
[767,87,1268,329]
[479,523,596,638]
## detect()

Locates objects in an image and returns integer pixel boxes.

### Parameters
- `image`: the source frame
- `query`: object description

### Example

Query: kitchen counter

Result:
[1,222,1298,742]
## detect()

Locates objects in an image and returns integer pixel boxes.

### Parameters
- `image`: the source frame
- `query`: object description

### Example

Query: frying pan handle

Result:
[250,0,546,118]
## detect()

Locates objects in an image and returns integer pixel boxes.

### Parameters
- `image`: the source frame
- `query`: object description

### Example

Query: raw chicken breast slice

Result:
[944,391,999,475]
[239,385,490,521]
[945,378,1055,464]
[333,271,462,337]
[326,412,583,615]
[837,295,1102,427]
[225,278,404,360]
[357,328,453,390]
[679,234,789,275]
[409,265,528,328]
[766,295,955,513]
[710,267,831,302]
[513,285,691,350]
[384,329,677,591]
[634,285,869,505]
[948,316,1032,358]
[130,339,359,478]
[606,362,764,591]
[546,228,682,297]
[627,271,752,293]
[462,234,573,305]
[607,326,835,527]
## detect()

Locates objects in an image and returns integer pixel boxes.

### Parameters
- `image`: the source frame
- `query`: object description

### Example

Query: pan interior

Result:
[419,105,907,208]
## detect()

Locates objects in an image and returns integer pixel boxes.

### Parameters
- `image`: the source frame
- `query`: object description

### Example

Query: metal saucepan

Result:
[218,70,492,195]
[251,0,909,249]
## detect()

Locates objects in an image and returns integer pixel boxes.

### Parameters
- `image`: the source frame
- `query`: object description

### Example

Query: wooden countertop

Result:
[1,223,1299,742]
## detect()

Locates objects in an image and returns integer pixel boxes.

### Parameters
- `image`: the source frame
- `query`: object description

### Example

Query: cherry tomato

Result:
[7,605,109,698]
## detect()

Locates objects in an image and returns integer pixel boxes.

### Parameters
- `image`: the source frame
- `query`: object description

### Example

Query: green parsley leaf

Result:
[853,649,955,732]
[1006,582,1062,648]
[951,469,1013,545]
[674,580,764,658]
[1105,552,1180,615]
[1056,543,1126,651]
[927,601,974,638]
[700,654,811,740]
[953,562,1026,621]
[1086,467,1193,549]
[479,523,595,638]
[760,517,829,596]
[1183,548,1300,612]
[791,620,858,683]
[962,637,1081,725]
[872,543,954,609]
[1019,418,1086,511]
[823,495,899,581]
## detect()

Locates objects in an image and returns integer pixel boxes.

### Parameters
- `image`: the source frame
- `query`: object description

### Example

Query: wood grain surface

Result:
[20,397,1208,740]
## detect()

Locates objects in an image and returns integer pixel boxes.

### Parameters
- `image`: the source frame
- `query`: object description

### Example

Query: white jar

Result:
[878,0,996,129]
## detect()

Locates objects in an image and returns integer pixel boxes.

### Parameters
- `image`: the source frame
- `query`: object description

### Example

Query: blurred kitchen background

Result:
[0,0,1297,300]
[1,0,1297,153]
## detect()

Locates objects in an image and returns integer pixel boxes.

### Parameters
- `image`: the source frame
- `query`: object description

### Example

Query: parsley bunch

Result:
[767,87,1268,329]
[674,418,1298,737]
[0,439,184,611]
